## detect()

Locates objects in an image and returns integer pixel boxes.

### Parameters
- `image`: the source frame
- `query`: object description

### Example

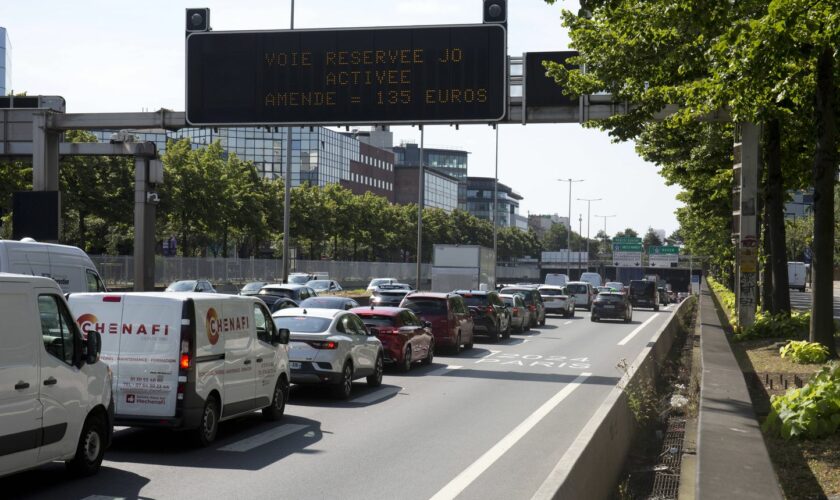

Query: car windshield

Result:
[539,288,565,296]
[260,288,294,298]
[273,316,331,333]
[299,297,347,309]
[501,296,518,306]
[402,299,446,314]
[371,278,394,286]
[287,275,310,284]
[380,291,409,297]
[606,282,624,290]
[241,282,265,292]
[566,284,588,294]
[631,281,654,292]
[500,288,533,300]
[596,294,624,303]
[167,281,196,292]
[461,295,490,307]
[358,315,397,327]
[308,280,331,290]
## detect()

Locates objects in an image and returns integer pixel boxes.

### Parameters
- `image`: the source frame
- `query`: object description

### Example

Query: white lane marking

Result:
[82,497,126,500]
[429,372,591,500]
[617,314,660,346]
[563,321,573,325]
[350,386,401,404]
[427,364,462,376]
[218,424,308,452]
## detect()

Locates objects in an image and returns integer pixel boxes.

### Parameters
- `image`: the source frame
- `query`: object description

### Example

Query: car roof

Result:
[499,293,524,300]
[272,307,344,318]
[453,289,494,295]
[598,292,625,296]
[565,281,589,285]
[263,283,307,290]
[403,292,451,299]
[537,285,565,290]
[350,306,405,316]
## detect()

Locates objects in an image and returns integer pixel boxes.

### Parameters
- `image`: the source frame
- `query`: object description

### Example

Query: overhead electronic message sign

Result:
[524,51,578,108]
[186,25,506,126]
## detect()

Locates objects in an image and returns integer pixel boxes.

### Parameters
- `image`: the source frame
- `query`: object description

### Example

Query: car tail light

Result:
[103,295,121,302]
[308,340,338,349]
[528,304,536,312]
[486,306,495,315]
[180,353,190,370]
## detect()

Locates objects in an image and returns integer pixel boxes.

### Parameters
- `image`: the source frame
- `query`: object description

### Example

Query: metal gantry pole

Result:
[281,0,295,283]
[559,178,583,277]
[493,126,499,267]
[578,197,601,272]
[415,125,424,290]
[578,214,583,273]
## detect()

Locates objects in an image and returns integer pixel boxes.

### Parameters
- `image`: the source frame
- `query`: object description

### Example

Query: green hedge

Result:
[763,362,840,440]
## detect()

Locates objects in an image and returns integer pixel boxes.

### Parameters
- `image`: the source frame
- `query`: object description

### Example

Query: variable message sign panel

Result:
[186,25,506,126]
[524,51,578,108]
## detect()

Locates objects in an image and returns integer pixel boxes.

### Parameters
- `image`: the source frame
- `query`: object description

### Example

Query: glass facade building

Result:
[91,126,394,195]
[466,177,525,229]
[393,143,468,210]
[0,28,11,96]
[394,166,459,213]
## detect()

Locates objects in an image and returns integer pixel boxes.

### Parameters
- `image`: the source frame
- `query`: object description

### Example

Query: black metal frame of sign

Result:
[186,24,507,126]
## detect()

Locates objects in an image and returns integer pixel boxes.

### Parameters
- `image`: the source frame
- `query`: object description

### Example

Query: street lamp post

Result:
[595,214,616,260]
[280,0,295,283]
[558,178,583,277]
[578,214,583,275]
[577,197,601,272]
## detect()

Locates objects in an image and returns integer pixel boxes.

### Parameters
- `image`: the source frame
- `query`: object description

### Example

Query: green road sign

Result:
[613,243,642,252]
[613,236,642,245]
[648,246,680,255]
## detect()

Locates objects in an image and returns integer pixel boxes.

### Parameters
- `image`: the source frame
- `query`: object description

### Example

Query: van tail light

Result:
[177,301,195,403]
[180,353,191,370]
[308,340,338,349]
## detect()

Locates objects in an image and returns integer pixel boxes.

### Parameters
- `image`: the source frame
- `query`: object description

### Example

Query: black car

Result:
[628,280,659,311]
[299,296,360,310]
[257,284,317,311]
[453,290,511,341]
[265,297,299,313]
[591,292,633,323]
[239,281,268,296]
[657,286,670,305]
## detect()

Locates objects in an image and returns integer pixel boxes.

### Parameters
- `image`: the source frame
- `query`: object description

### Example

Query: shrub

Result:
[707,276,736,320]
[735,310,811,341]
[780,340,830,364]
[763,362,840,440]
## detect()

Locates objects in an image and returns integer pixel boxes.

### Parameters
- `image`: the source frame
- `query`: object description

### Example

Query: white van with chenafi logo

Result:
[0,273,113,478]
[67,292,291,445]
[0,239,106,293]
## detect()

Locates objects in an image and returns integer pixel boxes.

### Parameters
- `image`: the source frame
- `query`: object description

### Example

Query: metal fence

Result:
[90,255,433,289]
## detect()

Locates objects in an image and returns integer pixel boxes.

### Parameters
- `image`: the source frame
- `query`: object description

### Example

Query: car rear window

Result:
[273,316,331,333]
[500,288,533,300]
[402,298,446,314]
[357,315,397,327]
[566,284,588,294]
[380,291,409,297]
[501,296,518,306]
[596,294,624,303]
[539,289,564,296]
[299,297,345,309]
[260,288,294,298]
[462,295,490,307]
[630,281,654,292]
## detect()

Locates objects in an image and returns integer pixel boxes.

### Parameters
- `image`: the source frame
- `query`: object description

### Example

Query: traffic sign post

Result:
[186,25,507,126]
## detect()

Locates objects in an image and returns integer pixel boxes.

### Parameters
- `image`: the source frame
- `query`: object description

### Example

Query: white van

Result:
[788,262,807,292]
[67,292,291,445]
[0,239,106,293]
[580,272,603,288]
[0,273,113,478]
[544,273,568,287]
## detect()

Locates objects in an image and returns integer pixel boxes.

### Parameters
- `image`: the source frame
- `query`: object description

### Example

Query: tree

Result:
[613,228,638,239]
[643,227,663,249]
[0,160,32,238]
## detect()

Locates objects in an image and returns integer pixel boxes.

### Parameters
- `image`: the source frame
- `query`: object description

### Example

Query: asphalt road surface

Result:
[3,303,679,500]
[789,288,840,318]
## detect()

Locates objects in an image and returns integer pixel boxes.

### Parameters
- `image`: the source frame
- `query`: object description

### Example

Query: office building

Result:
[466,177,528,230]
[393,143,468,210]
[0,28,11,95]
[528,214,570,238]
[394,166,460,212]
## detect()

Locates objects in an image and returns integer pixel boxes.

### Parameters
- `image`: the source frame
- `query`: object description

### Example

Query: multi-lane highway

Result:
[3,304,679,500]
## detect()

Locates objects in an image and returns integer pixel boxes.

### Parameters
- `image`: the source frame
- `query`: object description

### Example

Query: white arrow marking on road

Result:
[427,365,462,376]
[429,372,591,500]
[563,321,573,325]
[218,424,308,452]
[617,314,660,346]
[350,386,401,405]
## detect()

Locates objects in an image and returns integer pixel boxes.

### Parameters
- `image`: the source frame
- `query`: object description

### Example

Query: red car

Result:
[399,292,475,354]
[351,307,434,372]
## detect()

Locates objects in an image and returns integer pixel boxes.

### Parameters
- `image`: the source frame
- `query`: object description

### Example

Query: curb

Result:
[532,297,696,500]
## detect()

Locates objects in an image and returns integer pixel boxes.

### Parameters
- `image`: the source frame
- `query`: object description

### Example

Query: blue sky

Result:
[0,0,683,236]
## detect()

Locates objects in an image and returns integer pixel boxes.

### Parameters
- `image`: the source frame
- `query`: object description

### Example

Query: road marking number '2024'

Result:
[476,353,591,369]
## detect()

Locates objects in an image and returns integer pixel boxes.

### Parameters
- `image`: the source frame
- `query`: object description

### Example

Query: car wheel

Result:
[422,342,434,366]
[400,345,413,372]
[503,319,511,339]
[193,395,220,446]
[654,305,660,312]
[332,362,353,399]
[524,319,531,332]
[367,354,383,387]
[463,333,474,350]
[591,315,598,322]
[262,375,289,421]
[540,314,546,326]
[490,321,500,342]
[66,414,106,476]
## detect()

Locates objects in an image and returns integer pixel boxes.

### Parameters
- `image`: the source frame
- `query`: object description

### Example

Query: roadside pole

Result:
[281,0,295,284]
[415,125,424,290]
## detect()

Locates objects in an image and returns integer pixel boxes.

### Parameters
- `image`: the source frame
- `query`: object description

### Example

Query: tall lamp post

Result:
[280,0,295,283]
[558,178,583,277]
[595,214,616,257]
[577,197,601,272]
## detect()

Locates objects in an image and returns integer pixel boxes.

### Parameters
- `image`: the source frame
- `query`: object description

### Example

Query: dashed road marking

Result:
[427,364,462,376]
[430,372,591,500]
[218,423,308,452]
[350,386,401,404]
[617,314,660,346]
[563,321,573,325]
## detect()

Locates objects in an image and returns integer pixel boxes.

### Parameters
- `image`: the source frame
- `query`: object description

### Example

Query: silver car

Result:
[272,308,384,399]
[537,285,575,318]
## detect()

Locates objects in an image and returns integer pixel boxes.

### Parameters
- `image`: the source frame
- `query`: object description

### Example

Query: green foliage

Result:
[707,276,736,320]
[736,311,811,341]
[763,362,840,440]
[780,340,830,365]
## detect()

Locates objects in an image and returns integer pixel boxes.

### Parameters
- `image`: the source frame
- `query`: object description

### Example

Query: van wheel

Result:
[367,354,383,387]
[332,362,353,400]
[66,414,106,476]
[263,376,289,421]
[193,396,219,446]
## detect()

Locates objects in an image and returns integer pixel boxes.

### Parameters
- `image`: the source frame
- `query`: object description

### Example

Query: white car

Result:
[273,308,384,399]
[366,277,398,292]
[565,281,595,310]
[537,285,575,318]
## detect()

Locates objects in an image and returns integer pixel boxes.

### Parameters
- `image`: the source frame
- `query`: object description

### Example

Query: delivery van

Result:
[67,292,291,445]
[0,273,113,478]
[0,239,106,293]
[544,273,568,287]
[788,262,807,292]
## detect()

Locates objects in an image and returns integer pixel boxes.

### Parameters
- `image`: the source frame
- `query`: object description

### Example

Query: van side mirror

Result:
[275,328,290,345]
[84,331,101,364]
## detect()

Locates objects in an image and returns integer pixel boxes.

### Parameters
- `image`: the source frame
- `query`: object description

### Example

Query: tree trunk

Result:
[761,199,774,313]
[810,47,838,357]
[222,227,228,258]
[765,118,790,314]
[78,210,87,251]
